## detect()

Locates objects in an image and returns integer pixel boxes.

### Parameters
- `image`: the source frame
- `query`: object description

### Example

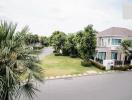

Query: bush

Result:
[90,59,105,70]
[53,50,57,53]
[112,65,132,71]
[128,65,132,69]
[61,48,69,56]
[54,53,62,56]
[81,60,92,67]
[70,54,77,58]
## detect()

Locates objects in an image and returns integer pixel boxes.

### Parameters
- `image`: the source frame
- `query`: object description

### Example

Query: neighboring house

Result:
[95,27,132,68]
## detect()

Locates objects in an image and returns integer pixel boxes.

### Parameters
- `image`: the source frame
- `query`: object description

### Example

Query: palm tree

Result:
[0,21,44,100]
[121,40,132,65]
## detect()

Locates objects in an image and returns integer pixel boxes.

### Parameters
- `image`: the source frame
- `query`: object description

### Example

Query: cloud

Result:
[0,0,132,36]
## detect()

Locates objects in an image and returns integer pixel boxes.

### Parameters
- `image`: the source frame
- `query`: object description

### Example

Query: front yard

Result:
[39,54,103,77]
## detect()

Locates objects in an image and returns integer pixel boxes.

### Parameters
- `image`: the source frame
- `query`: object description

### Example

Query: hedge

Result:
[69,54,77,58]
[54,53,62,56]
[81,60,92,67]
[112,65,132,71]
[90,59,105,70]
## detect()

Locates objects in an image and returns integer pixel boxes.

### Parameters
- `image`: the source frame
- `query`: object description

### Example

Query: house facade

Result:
[95,27,132,68]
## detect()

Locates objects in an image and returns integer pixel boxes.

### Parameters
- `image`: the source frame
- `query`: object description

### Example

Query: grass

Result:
[39,54,103,77]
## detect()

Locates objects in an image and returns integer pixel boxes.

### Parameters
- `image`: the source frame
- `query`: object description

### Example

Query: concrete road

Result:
[34,72,132,100]
[38,47,54,59]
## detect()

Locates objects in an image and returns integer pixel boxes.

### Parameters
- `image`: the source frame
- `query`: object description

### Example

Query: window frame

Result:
[112,39,121,45]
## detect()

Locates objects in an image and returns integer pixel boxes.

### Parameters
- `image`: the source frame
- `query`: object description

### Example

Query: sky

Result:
[0,0,132,36]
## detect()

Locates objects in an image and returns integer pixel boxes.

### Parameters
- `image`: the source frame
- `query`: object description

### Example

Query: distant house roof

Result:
[97,27,132,37]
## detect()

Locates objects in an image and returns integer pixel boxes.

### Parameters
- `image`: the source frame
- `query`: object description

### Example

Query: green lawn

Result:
[40,54,103,77]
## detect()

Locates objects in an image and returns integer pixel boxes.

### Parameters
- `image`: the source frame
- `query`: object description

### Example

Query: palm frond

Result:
[18,82,39,100]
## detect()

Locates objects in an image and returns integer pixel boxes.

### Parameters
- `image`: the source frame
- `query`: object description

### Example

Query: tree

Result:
[50,31,66,53]
[75,31,83,44]
[121,40,132,65]
[74,31,83,56]
[25,34,39,45]
[25,33,33,45]
[0,21,43,100]
[33,34,39,43]
[79,25,96,61]
[40,36,49,46]
[63,34,78,57]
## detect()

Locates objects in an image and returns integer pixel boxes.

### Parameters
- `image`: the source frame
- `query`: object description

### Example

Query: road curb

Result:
[45,70,118,80]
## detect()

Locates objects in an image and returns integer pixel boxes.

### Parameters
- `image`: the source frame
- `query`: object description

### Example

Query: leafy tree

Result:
[50,25,97,61]
[121,40,132,65]
[25,33,33,45]
[75,31,83,44]
[50,31,66,53]
[25,34,39,45]
[79,25,96,61]
[40,36,49,46]
[0,21,43,100]
[63,34,78,57]
[74,31,83,55]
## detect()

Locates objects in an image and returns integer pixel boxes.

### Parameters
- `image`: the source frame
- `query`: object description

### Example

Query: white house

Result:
[95,27,132,69]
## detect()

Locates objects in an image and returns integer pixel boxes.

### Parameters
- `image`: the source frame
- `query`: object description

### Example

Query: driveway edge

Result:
[44,70,120,80]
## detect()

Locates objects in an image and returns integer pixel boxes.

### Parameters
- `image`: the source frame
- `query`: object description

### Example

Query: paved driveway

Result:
[34,72,132,100]
[38,47,54,59]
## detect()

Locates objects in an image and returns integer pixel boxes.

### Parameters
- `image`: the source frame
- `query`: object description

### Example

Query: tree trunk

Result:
[122,56,125,66]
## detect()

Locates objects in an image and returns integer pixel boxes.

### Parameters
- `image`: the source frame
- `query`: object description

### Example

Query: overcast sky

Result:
[0,0,132,36]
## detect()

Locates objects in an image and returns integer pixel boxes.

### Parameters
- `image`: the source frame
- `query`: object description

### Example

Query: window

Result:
[111,52,117,60]
[112,39,121,45]
[97,52,106,60]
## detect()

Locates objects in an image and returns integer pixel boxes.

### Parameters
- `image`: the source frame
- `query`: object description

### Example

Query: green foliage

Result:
[40,36,49,46]
[63,34,78,56]
[112,65,132,71]
[78,25,96,61]
[75,31,83,44]
[90,60,105,70]
[81,60,92,67]
[0,21,43,100]
[50,31,66,53]
[54,53,62,56]
[50,25,97,62]
[121,40,132,47]
[25,33,39,45]
[121,40,132,63]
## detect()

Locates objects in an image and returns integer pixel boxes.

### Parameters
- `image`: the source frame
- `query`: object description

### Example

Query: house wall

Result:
[96,36,132,61]
[97,37,123,47]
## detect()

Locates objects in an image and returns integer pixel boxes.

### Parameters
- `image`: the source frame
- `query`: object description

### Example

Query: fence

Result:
[114,60,131,65]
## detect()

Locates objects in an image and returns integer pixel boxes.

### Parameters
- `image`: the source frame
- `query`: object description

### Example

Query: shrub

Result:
[62,48,69,56]
[53,50,57,53]
[112,65,132,71]
[128,65,132,69]
[90,59,105,70]
[81,60,92,67]
[54,53,62,56]
[70,54,77,58]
